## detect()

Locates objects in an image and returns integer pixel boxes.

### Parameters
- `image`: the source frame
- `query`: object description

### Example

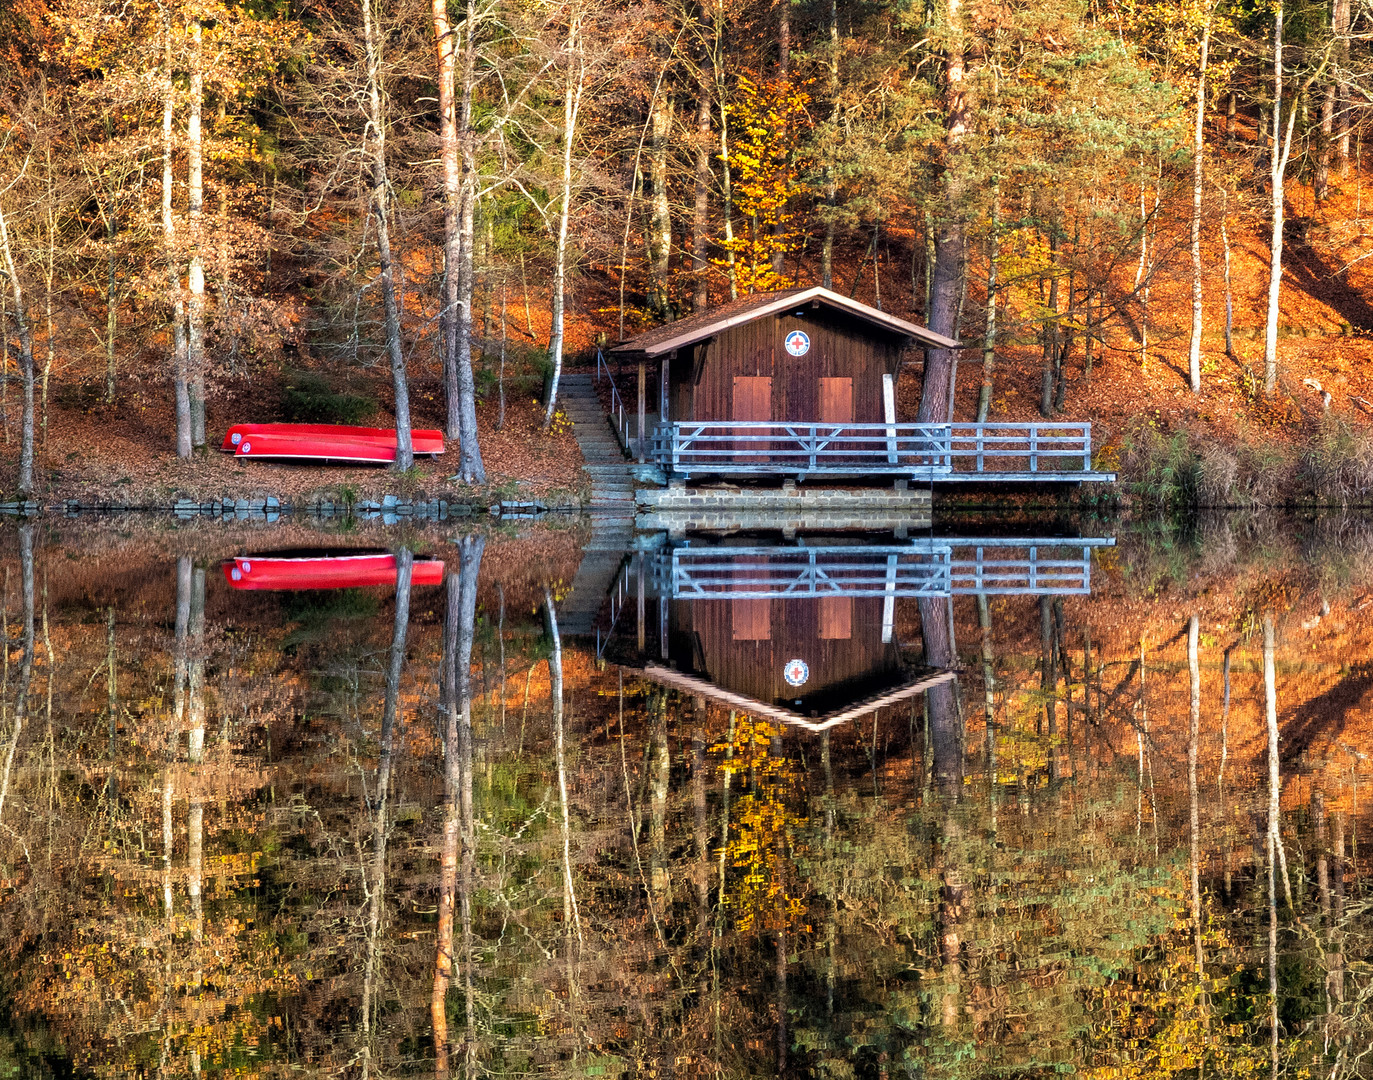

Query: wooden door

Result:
[819,596,853,640]
[733,376,772,463]
[819,376,855,465]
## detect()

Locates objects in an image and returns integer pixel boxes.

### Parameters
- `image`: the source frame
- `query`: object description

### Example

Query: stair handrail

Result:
[595,349,633,456]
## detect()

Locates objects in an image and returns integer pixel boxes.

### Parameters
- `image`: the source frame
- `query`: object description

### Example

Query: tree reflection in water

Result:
[0,525,1372,1077]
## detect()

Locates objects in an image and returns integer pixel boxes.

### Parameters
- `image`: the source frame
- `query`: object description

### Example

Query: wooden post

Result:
[637,360,646,464]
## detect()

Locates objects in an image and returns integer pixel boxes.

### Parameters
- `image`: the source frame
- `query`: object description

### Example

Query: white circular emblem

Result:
[230,568,242,581]
[784,330,810,357]
[241,561,251,573]
[240,442,251,454]
[784,659,809,687]
[230,432,242,445]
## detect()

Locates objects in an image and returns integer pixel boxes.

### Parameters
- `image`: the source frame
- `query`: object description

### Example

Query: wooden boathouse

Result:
[599,285,1115,486]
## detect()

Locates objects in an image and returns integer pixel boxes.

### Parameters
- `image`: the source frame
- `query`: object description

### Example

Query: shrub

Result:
[281,370,375,425]
[1122,421,1202,511]
[1297,419,1373,505]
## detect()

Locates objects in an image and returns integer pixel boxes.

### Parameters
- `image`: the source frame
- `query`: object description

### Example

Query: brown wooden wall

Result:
[667,305,906,424]
[668,595,904,714]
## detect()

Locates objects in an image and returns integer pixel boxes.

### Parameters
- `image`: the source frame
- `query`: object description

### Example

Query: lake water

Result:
[0,514,1367,1078]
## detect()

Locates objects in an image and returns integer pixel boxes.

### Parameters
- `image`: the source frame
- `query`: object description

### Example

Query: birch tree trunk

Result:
[187,19,207,448]
[545,585,581,942]
[0,195,35,494]
[916,0,968,423]
[431,0,463,441]
[1188,23,1210,394]
[1264,4,1300,397]
[453,0,485,482]
[361,0,412,470]
[542,13,584,433]
[163,22,192,459]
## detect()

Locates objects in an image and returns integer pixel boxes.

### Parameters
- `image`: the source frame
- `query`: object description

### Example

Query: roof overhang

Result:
[610,286,961,357]
[637,663,958,733]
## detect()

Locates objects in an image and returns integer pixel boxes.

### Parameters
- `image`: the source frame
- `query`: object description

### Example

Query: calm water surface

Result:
[0,516,1369,1078]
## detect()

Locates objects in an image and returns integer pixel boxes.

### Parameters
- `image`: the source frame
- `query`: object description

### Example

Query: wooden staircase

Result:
[560,372,639,520]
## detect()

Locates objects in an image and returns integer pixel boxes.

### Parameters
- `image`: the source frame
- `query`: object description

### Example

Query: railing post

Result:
[976,425,984,473]
[1029,546,1038,591]
[1084,423,1092,472]
[810,424,818,472]
[1029,426,1038,473]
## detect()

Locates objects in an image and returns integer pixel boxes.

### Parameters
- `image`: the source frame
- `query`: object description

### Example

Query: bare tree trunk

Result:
[1265,5,1301,397]
[648,96,673,314]
[0,197,35,494]
[1221,193,1234,356]
[1335,0,1351,167]
[916,0,967,423]
[454,0,485,482]
[432,0,463,441]
[716,24,737,301]
[187,19,206,448]
[543,15,584,433]
[361,0,412,470]
[1189,24,1210,393]
[691,29,713,313]
[977,192,998,422]
[820,0,839,290]
[162,21,191,460]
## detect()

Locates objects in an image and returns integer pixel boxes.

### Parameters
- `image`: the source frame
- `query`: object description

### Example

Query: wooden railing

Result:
[595,349,634,456]
[653,421,1101,480]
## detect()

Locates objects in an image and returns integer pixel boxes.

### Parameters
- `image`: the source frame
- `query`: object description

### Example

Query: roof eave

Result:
[609,285,961,356]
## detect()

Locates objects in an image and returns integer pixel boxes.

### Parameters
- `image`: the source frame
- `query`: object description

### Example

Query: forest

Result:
[1,0,1372,503]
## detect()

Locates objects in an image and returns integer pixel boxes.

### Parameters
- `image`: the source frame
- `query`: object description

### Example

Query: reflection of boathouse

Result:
[590,535,1113,732]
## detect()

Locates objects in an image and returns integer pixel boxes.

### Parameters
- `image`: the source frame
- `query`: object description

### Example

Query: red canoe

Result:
[222,552,446,590]
[220,424,444,464]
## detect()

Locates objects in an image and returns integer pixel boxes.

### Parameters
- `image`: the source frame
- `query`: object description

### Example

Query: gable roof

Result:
[608,285,961,357]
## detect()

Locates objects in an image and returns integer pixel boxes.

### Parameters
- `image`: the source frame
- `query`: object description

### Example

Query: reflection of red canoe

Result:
[220,424,444,464]
[222,553,446,590]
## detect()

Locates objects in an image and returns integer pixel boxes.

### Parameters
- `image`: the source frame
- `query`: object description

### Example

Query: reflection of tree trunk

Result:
[692,721,708,945]
[546,587,581,944]
[363,550,412,1078]
[918,596,961,799]
[1264,615,1292,907]
[978,596,996,805]
[0,527,34,830]
[650,701,669,898]
[1040,598,1058,783]
[187,567,206,993]
[1331,812,1345,1004]
[1187,616,1203,977]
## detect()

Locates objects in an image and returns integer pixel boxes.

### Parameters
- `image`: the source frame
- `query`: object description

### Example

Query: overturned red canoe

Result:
[220,423,444,464]
[222,552,446,590]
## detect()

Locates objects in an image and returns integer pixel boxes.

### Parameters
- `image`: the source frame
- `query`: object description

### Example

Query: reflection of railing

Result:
[663,538,1113,598]
[595,349,633,456]
[595,557,634,660]
[653,421,1101,480]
